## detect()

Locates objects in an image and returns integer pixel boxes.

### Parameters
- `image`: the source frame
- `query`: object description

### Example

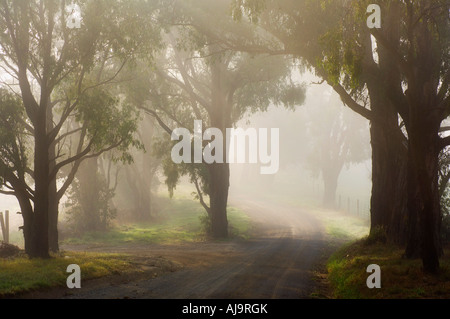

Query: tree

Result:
[139,0,305,238]
[305,86,370,208]
[234,0,449,272]
[121,114,161,222]
[0,0,159,257]
[64,155,118,233]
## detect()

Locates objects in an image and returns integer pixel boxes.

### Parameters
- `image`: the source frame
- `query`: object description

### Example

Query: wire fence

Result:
[310,181,371,222]
[336,195,370,221]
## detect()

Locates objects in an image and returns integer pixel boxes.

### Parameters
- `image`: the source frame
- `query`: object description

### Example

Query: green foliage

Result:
[199,213,212,235]
[0,90,29,187]
[76,86,143,163]
[145,0,307,205]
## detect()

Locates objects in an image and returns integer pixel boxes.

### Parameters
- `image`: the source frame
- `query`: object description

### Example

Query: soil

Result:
[17,198,339,299]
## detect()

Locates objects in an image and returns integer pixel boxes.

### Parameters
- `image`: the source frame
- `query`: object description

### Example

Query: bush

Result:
[199,213,212,235]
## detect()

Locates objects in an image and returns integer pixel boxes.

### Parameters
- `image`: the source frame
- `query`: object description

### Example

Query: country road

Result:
[20,198,339,299]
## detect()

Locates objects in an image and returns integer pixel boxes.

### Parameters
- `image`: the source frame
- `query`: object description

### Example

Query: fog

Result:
[0,68,373,248]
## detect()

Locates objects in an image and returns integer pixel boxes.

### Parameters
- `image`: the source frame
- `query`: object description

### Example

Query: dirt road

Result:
[22,198,337,299]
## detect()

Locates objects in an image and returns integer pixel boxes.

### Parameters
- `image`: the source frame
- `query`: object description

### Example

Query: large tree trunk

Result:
[48,101,59,253]
[408,128,441,273]
[365,0,411,247]
[404,148,421,258]
[207,55,231,239]
[370,120,409,245]
[29,115,50,258]
[208,162,229,238]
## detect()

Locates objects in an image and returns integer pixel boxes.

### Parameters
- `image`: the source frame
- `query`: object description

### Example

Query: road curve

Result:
[23,198,334,299]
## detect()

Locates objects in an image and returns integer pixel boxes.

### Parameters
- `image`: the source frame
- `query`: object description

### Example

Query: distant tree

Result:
[305,87,370,208]
[121,114,161,222]
[64,155,118,233]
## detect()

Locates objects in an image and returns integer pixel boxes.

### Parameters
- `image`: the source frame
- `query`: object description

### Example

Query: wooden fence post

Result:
[0,212,5,243]
[5,210,9,244]
[357,200,360,217]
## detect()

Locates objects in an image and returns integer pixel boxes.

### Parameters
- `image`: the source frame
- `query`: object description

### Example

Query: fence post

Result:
[5,210,9,244]
[357,200,360,217]
[0,212,5,243]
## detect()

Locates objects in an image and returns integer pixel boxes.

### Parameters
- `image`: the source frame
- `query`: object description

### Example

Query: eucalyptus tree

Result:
[137,0,305,238]
[234,0,449,272]
[305,86,370,209]
[0,0,160,257]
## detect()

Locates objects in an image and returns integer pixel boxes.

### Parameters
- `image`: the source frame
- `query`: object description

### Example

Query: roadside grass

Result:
[311,207,370,241]
[62,197,252,246]
[0,251,132,297]
[1,196,251,297]
[327,240,450,299]
[314,207,450,299]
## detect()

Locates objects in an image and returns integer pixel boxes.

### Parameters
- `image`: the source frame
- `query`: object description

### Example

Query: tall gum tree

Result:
[231,0,410,246]
[234,0,449,272]
[140,0,306,238]
[0,0,160,257]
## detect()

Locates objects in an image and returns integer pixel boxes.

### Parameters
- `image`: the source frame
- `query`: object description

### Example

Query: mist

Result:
[0,0,448,302]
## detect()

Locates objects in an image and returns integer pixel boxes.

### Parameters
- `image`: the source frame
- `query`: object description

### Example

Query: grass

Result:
[62,197,252,246]
[314,208,450,299]
[310,207,370,241]
[0,196,251,297]
[0,251,132,297]
[326,240,450,299]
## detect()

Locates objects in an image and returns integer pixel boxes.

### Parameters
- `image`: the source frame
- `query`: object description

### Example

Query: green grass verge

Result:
[327,240,450,299]
[310,207,370,241]
[62,197,251,246]
[0,197,251,297]
[0,251,131,297]
[316,208,450,299]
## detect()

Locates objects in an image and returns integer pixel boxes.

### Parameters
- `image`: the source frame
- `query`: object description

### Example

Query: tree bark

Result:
[48,104,59,253]
[208,162,230,238]
[369,120,409,245]
[29,114,50,258]
[407,127,441,273]
[206,55,231,239]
